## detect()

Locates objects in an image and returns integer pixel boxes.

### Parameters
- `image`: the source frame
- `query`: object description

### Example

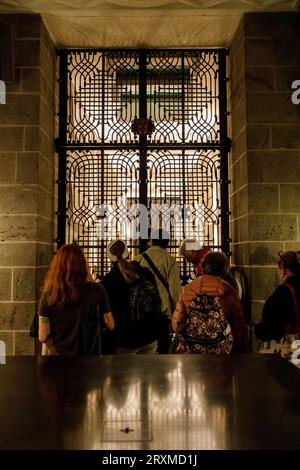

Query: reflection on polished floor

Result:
[0,355,300,450]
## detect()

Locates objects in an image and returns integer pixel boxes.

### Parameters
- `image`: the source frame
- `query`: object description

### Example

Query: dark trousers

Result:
[156,317,172,354]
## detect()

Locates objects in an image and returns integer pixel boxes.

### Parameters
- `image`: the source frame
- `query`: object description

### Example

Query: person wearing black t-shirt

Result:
[38,244,114,355]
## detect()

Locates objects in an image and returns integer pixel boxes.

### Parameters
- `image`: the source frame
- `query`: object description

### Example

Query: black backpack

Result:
[127,274,163,346]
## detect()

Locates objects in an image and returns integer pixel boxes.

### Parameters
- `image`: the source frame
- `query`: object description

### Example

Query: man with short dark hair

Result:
[136,229,181,318]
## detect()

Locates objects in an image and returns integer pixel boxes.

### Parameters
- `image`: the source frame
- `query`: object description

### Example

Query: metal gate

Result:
[56,49,230,280]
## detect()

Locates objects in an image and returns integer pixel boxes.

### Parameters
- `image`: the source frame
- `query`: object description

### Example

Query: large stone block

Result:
[39,129,55,163]
[272,125,300,149]
[15,332,35,355]
[16,152,38,184]
[284,241,300,252]
[25,126,39,151]
[0,242,37,266]
[40,71,55,109]
[0,302,35,329]
[0,153,16,183]
[0,268,12,301]
[17,14,41,39]
[247,125,271,150]
[36,267,48,293]
[245,38,276,67]
[232,154,248,192]
[38,187,54,220]
[231,98,246,140]
[36,242,45,267]
[13,267,36,301]
[231,242,249,266]
[38,154,54,193]
[0,186,38,214]
[37,216,54,244]
[248,150,300,183]
[280,184,300,212]
[274,66,300,91]
[0,127,24,151]
[15,39,40,66]
[232,215,249,244]
[0,215,37,242]
[0,94,39,125]
[231,128,247,162]
[0,332,13,355]
[248,184,279,214]
[6,68,21,93]
[245,37,300,67]
[246,67,274,92]
[40,43,56,92]
[231,185,248,219]
[249,214,297,241]
[249,266,278,301]
[230,50,246,109]
[39,98,55,141]
[247,92,299,124]
[248,242,283,266]
[44,243,55,266]
[21,67,40,93]
[244,12,300,37]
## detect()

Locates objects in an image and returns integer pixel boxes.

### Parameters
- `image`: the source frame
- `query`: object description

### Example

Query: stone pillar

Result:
[230,12,300,340]
[0,14,56,354]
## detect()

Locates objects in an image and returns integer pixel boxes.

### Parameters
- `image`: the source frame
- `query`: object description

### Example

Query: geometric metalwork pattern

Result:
[65,148,221,279]
[66,50,220,145]
[58,48,230,280]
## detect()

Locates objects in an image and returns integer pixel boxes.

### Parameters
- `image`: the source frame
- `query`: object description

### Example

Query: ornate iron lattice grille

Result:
[57,49,230,280]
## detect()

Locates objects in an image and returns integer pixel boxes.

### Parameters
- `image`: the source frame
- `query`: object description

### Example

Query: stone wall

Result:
[230,12,300,344]
[0,14,56,354]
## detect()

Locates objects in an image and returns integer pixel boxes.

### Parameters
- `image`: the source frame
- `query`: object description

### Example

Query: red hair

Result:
[42,244,88,306]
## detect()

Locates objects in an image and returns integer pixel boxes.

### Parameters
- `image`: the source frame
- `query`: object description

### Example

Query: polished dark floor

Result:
[0,355,300,450]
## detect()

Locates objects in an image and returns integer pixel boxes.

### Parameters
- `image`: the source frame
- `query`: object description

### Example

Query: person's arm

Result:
[168,259,182,310]
[171,289,187,332]
[103,312,115,331]
[224,293,247,353]
[97,284,115,331]
[39,316,51,343]
[38,295,51,343]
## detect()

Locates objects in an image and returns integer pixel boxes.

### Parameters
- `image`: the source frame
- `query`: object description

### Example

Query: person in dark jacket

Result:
[102,239,161,354]
[255,251,300,341]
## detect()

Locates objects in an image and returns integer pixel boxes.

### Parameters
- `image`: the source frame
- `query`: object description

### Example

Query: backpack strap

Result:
[284,283,300,334]
[142,253,174,309]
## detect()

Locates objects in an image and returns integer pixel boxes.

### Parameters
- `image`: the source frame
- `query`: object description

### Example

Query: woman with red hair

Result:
[38,244,114,355]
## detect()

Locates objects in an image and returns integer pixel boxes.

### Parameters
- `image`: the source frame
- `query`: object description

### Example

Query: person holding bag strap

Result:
[136,229,182,353]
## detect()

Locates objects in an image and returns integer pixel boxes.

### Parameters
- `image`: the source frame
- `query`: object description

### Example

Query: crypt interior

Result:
[0,0,300,453]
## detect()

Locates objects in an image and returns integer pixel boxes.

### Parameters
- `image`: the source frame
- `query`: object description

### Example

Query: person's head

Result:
[107,239,138,283]
[150,228,170,249]
[43,244,88,305]
[201,251,229,277]
[277,251,300,283]
[178,239,210,265]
